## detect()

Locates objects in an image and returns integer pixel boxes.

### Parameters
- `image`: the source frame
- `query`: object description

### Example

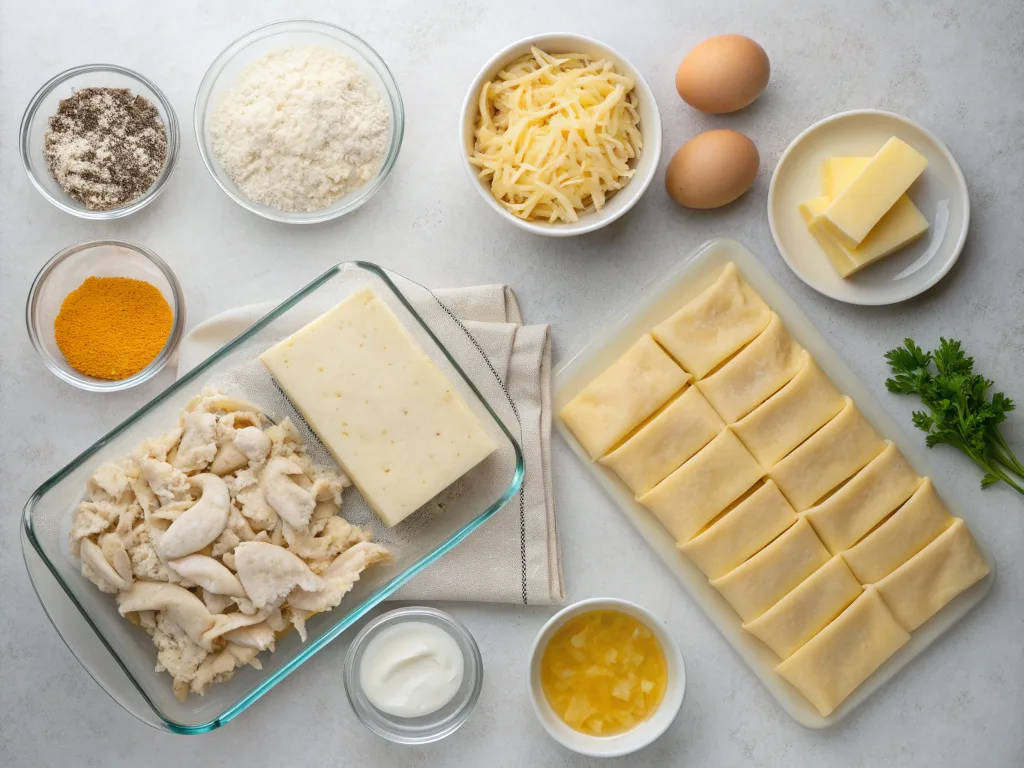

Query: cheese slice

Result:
[821,137,928,247]
[260,288,496,527]
[801,195,929,277]
[638,428,763,543]
[560,334,689,459]
[711,517,831,623]
[873,519,989,631]
[776,588,909,716]
[803,442,922,554]
[841,479,954,584]
[599,387,723,495]
[744,555,863,660]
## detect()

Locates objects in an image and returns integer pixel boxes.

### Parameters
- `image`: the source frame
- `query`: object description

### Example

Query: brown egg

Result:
[675,35,770,114]
[665,130,759,210]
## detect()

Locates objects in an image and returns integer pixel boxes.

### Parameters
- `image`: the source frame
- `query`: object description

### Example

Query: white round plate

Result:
[768,110,969,305]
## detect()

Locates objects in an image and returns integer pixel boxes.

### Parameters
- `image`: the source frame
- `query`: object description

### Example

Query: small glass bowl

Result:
[20,64,179,219]
[26,239,186,392]
[194,19,405,224]
[344,607,484,744]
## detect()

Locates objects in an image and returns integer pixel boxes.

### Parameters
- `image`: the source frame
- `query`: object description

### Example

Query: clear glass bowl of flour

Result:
[194,19,405,224]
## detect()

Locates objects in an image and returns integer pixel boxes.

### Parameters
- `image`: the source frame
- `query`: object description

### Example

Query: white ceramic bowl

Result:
[768,109,969,305]
[460,34,662,237]
[528,598,685,757]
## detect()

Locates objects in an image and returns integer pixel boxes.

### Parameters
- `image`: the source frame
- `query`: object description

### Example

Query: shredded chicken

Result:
[69,388,387,699]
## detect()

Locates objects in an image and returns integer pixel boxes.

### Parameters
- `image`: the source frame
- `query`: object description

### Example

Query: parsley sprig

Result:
[885,338,1024,495]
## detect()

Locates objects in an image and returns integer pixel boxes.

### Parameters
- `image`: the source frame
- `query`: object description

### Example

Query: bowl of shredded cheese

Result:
[461,34,662,236]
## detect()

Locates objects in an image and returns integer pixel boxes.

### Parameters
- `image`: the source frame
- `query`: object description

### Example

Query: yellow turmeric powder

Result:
[54,276,173,380]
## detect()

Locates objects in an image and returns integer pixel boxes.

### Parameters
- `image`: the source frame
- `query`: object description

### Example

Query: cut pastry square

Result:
[560,334,689,459]
[710,517,831,623]
[638,428,763,543]
[599,386,724,495]
[677,480,797,580]
[776,588,910,717]
[731,351,845,467]
[803,442,923,554]
[652,262,771,379]
[873,519,989,632]
[696,314,804,424]
[842,479,955,584]
[744,555,863,660]
[768,398,886,511]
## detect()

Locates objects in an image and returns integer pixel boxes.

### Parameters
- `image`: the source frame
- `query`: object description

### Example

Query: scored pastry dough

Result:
[776,588,909,716]
[678,480,797,580]
[652,262,771,379]
[711,517,830,622]
[803,442,922,554]
[731,352,845,467]
[842,479,954,584]
[638,428,763,543]
[769,398,886,511]
[744,555,863,660]
[874,519,989,631]
[600,387,724,495]
[696,314,804,423]
[560,334,689,459]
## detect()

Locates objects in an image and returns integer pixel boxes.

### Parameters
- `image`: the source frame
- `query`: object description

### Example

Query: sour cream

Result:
[359,621,465,718]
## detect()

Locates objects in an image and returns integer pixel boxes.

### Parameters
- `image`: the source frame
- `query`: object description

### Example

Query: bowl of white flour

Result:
[194,19,404,224]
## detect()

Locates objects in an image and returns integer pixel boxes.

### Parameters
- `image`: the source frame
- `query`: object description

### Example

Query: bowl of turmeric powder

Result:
[26,239,185,391]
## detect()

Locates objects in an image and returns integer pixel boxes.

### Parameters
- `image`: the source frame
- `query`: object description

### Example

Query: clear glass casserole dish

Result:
[22,262,524,733]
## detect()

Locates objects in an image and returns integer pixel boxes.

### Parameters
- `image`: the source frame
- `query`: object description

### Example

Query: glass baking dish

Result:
[22,261,524,733]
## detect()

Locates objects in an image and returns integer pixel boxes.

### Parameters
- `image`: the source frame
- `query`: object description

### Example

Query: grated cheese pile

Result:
[470,47,642,224]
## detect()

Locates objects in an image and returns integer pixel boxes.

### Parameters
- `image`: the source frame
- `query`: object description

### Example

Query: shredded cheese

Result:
[470,47,643,224]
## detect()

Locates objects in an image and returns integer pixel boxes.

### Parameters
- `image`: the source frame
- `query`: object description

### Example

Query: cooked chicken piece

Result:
[151,612,208,701]
[134,428,183,463]
[140,458,191,505]
[79,538,131,593]
[209,442,249,476]
[235,485,278,532]
[223,623,276,651]
[202,589,235,615]
[168,554,247,598]
[234,426,271,465]
[288,542,390,614]
[174,411,218,473]
[69,501,123,555]
[118,581,218,650]
[158,474,231,560]
[234,542,325,610]
[260,457,316,529]
[89,462,131,499]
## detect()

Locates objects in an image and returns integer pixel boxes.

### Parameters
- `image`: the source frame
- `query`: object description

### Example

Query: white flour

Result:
[210,46,390,212]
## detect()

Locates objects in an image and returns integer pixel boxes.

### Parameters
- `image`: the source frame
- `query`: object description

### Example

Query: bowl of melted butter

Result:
[528,598,686,757]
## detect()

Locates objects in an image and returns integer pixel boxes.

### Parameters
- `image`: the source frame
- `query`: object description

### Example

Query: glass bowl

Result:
[22,261,523,733]
[20,64,179,219]
[343,607,484,744]
[25,239,186,392]
[194,19,405,224]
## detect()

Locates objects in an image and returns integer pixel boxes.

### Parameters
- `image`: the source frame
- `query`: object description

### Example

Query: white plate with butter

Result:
[768,110,969,305]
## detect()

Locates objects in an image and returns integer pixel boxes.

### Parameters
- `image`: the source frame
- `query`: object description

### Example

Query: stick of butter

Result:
[260,288,496,527]
[821,137,927,248]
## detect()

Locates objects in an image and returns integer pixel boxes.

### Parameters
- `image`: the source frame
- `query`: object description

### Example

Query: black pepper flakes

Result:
[44,87,168,210]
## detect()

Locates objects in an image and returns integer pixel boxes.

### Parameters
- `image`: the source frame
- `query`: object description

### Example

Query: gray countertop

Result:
[2,0,1022,765]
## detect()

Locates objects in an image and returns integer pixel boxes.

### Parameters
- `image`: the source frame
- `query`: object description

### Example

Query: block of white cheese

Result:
[260,288,496,527]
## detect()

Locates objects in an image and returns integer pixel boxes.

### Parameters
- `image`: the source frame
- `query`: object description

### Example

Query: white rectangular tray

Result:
[553,237,995,728]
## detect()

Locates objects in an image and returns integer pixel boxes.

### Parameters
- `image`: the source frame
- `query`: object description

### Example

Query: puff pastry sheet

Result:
[769,398,886,511]
[744,555,863,660]
[842,479,954,584]
[804,442,922,554]
[560,334,689,459]
[678,480,797,580]
[874,519,989,631]
[652,262,771,379]
[712,517,830,623]
[696,313,804,424]
[600,386,723,496]
[731,351,845,468]
[639,428,763,543]
[777,588,910,716]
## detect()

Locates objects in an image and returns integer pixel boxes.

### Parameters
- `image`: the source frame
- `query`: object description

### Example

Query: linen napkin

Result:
[176,285,564,605]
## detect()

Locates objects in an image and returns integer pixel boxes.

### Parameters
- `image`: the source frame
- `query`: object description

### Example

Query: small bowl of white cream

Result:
[343,606,483,744]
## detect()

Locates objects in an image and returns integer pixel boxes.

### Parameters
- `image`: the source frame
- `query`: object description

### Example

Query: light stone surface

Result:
[1,0,1022,765]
